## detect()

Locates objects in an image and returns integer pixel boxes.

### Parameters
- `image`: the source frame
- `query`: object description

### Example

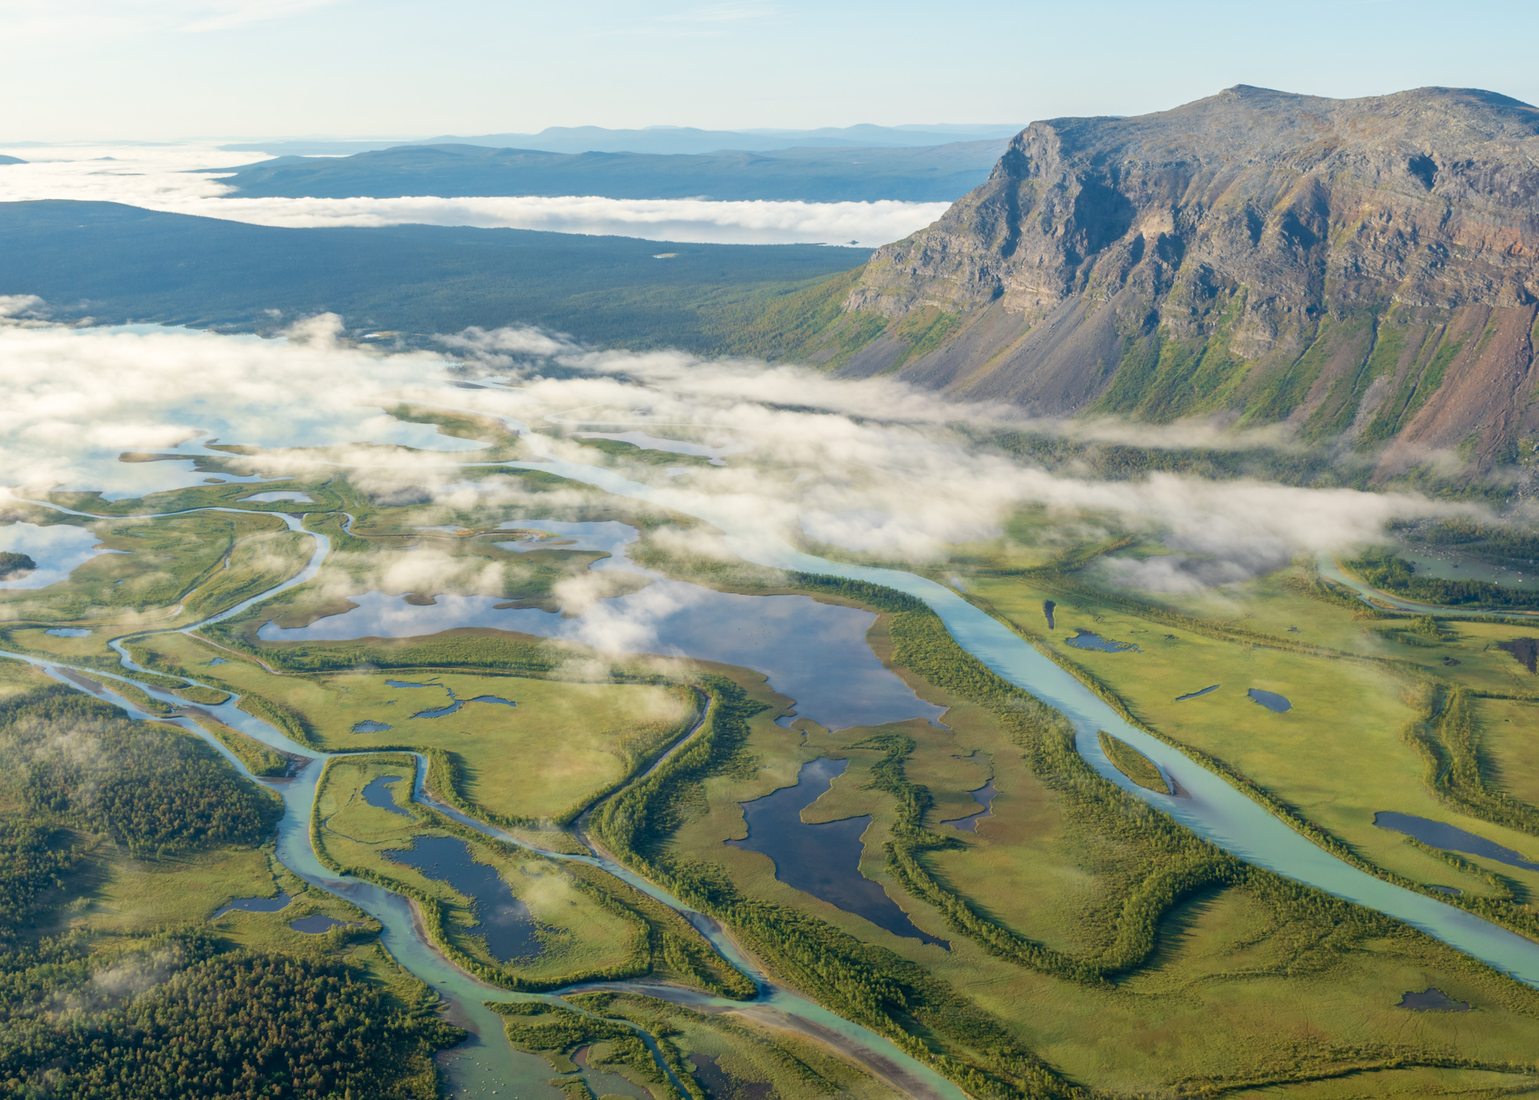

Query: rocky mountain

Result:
[820,86,1539,467]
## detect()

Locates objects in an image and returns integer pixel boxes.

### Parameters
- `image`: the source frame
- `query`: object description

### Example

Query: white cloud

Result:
[187,194,944,247]
[0,143,945,247]
[0,313,1480,598]
[0,315,475,498]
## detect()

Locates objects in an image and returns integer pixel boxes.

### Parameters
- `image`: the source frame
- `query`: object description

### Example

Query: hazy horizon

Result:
[6,0,1538,142]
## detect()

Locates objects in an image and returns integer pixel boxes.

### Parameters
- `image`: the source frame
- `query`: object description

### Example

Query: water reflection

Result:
[261,576,941,731]
[728,758,947,948]
[1374,811,1539,872]
[385,835,542,962]
[0,523,105,590]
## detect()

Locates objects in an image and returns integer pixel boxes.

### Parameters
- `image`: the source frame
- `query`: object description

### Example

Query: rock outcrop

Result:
[834,86,1539,466]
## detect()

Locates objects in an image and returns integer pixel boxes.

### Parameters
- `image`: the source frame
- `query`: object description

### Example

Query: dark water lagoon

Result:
[1065,629,1139,653]
[1397,987,1471,1012]
[212,890,293,918]
[260,579,942,731]
[940,780,997,832]
[352,719,393,734]
[412,691,517,720]
[290,914,348,934]
[1374,812,1539,872]
[1175,684,1220,702]
[727,758,947,948]
[385,834,541,962]
[1247,688,1292,713]
[688,1053,771,1100]
[363,775,412,817]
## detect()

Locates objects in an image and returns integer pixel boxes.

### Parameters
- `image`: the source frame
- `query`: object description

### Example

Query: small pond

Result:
[363,775,411,817]
[1175,684,1220,702]
[411,689,517,720]
[384,835,541,962]
[212,890,293,918]
[45,627,91,638]
[1065,629,1139,653]
[1247,688,1292,713]
[727,757,947,948]
[352,720,393,734]
[290,914,348,934]
[1374,811,1539,872]
[1397,987,1471,1012]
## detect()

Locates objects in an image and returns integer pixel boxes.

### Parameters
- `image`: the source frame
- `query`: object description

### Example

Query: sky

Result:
[3,0,1537,141]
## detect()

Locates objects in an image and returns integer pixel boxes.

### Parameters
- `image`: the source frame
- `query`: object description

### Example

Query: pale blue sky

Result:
[5,0,1536,140]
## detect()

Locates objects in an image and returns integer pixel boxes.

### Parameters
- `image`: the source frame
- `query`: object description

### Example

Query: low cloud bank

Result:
[0,144,944,246]
[0,312,1479,598]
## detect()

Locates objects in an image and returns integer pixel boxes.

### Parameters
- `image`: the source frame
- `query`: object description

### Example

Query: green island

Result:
[0,551,35,579]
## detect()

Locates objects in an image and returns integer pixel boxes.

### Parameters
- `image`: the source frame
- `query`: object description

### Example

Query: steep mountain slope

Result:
[819,86,1539,467]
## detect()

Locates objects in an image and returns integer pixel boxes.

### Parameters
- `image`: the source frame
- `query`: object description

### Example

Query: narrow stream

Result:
[1320,556,1539,620]
[18,467,1539,1097]
[505,457,1539,990]
[4,500,968,1100]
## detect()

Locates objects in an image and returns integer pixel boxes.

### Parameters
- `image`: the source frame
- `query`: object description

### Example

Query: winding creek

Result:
[11,451,1539,1096]
[504,456,1539,990]
[3,500,968,1100]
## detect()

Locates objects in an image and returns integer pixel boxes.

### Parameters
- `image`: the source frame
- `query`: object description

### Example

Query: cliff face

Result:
[836,86,1539,466]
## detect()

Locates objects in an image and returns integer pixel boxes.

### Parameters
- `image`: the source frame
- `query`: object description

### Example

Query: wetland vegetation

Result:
[8,355,1539,1099]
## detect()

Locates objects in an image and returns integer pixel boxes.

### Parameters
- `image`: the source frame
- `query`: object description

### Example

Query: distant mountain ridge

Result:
[804,86,1539,468]
[222,123,1023,158]
[219,140,1007,204]
[0,201,865,347]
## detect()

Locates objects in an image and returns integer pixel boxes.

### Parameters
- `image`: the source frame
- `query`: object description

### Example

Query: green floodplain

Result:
[6,437,1539,1099]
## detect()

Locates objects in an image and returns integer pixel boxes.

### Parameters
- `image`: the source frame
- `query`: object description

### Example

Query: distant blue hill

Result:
[218,140,1006,203]
[0,154,25,165]
[221,122,1022,157]
[0,201,867,350]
